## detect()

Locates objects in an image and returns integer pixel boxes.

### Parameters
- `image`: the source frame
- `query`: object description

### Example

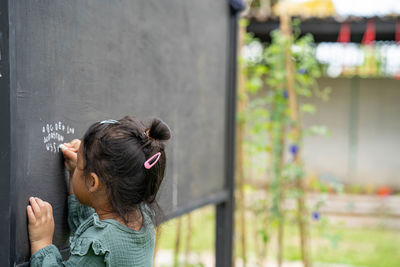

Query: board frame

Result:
[0,0,12,266]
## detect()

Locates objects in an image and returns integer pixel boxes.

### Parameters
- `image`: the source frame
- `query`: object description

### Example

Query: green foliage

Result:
[304,125,331,137]
[300,104,316,114]
[282,162,305,182]
[239,18,331,260]
[239,18,249,28]
[247,76,263,94]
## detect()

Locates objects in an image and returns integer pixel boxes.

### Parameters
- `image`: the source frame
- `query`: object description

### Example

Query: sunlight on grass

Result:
[157,207,400,267]
[157,205,215,252]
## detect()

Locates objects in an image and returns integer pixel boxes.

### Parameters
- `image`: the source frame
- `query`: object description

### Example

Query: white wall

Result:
[302,77,400,189]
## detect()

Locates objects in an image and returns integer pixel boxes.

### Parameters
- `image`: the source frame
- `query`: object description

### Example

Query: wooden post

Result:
[174,217,183,267]
[153,227,161,266]
[236,19,248,267]
[280,13,312,267]
[277,129,285,267]
[184,214,192,266]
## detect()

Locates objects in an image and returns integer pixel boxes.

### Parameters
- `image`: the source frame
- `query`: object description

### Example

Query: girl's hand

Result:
[60,139,81,174]
[27,197,54,255]
[60,139,81,195]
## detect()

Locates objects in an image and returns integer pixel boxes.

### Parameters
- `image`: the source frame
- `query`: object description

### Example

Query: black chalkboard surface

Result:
[2,0,232,265]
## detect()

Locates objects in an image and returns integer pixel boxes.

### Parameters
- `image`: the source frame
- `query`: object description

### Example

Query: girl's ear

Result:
[88,172,101,193]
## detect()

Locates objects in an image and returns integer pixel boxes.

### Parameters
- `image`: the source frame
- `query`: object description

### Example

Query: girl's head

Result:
[73,116,171,225]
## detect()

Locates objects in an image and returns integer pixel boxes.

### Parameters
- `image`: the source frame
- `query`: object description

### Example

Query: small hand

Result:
[60,139,81,195]
[60,139,81,173]
[27,197,54,255]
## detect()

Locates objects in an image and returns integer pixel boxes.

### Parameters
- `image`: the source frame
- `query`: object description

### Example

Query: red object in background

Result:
[394,71,400,80]
[377,186,391,197]
[362,19,376,45]
[337,22,351,43]
[396,19,400,43]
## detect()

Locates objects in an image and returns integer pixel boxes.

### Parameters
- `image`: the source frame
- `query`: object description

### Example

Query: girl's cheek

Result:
[72,179,77,193]
[72,175,81,196]
[73,180,84,203]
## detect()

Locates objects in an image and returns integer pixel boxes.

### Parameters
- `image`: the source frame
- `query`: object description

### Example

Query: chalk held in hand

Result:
[58,144,67,152]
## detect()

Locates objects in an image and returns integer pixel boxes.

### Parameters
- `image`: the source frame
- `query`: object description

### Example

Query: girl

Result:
[27,116,171,266]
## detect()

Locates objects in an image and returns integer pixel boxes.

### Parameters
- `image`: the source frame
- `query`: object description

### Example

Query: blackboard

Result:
[1,0,235,265]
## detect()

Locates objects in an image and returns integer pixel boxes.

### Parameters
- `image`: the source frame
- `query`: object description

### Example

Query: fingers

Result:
[35,197,45,207]
[44,201,53,218]
[35,197,48,217]
[27,205,36,224]
[30,197,41,217]
[60,146,78,162]
[28,197,53,221]
[64,139,81,151]
[60,144,78,173]
[27,197,54,252]
[70,139,81,150]
[63,143,78,152]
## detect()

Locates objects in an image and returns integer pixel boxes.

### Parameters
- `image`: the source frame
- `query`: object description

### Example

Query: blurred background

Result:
[154,1,400,266]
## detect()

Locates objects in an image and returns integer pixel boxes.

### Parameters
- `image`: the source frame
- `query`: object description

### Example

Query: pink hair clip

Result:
[144,152,161,169]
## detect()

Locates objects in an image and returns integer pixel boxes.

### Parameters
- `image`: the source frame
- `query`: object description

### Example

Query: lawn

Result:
[156,206,400,267]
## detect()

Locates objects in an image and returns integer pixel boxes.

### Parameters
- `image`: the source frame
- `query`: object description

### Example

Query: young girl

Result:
[26,116,171,266]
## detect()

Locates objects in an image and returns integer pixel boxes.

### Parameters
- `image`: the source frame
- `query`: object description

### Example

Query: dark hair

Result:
[82,116,171,225]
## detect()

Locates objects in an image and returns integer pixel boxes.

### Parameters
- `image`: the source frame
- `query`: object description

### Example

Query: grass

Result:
[283,219,400,267]
[157,206,215,253]
[157,206,400,267]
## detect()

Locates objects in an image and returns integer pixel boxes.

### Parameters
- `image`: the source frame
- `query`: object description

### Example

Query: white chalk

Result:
[59,144,66,151]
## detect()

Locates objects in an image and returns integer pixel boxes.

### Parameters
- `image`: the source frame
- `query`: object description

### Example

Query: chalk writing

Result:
[42,121,75,154]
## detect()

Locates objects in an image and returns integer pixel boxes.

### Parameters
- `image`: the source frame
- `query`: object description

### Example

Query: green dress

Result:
[30,195,155,266]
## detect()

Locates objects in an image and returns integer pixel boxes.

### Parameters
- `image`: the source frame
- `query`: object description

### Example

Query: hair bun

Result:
[148,118,171,142]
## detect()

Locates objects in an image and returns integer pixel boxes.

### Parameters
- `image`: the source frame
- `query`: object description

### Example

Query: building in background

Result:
[246,0,400,190]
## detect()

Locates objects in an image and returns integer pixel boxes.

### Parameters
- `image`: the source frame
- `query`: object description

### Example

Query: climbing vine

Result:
[238,18,331,266]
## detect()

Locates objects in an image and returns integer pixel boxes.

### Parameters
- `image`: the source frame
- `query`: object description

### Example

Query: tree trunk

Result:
[184,214,192,266]
[174,217,183,267]
[280,13,312,267]
[153,227,161,267]
[236,19,249,267]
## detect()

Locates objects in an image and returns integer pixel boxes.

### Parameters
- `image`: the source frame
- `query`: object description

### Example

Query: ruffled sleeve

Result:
[30,243,106,267]
[67,214,109,266]
[69,237,110,265]
[67,195,95,233]
[30,245,62,267]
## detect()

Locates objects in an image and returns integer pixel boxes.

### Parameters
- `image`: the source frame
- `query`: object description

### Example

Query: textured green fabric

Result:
[30,195,155,267]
